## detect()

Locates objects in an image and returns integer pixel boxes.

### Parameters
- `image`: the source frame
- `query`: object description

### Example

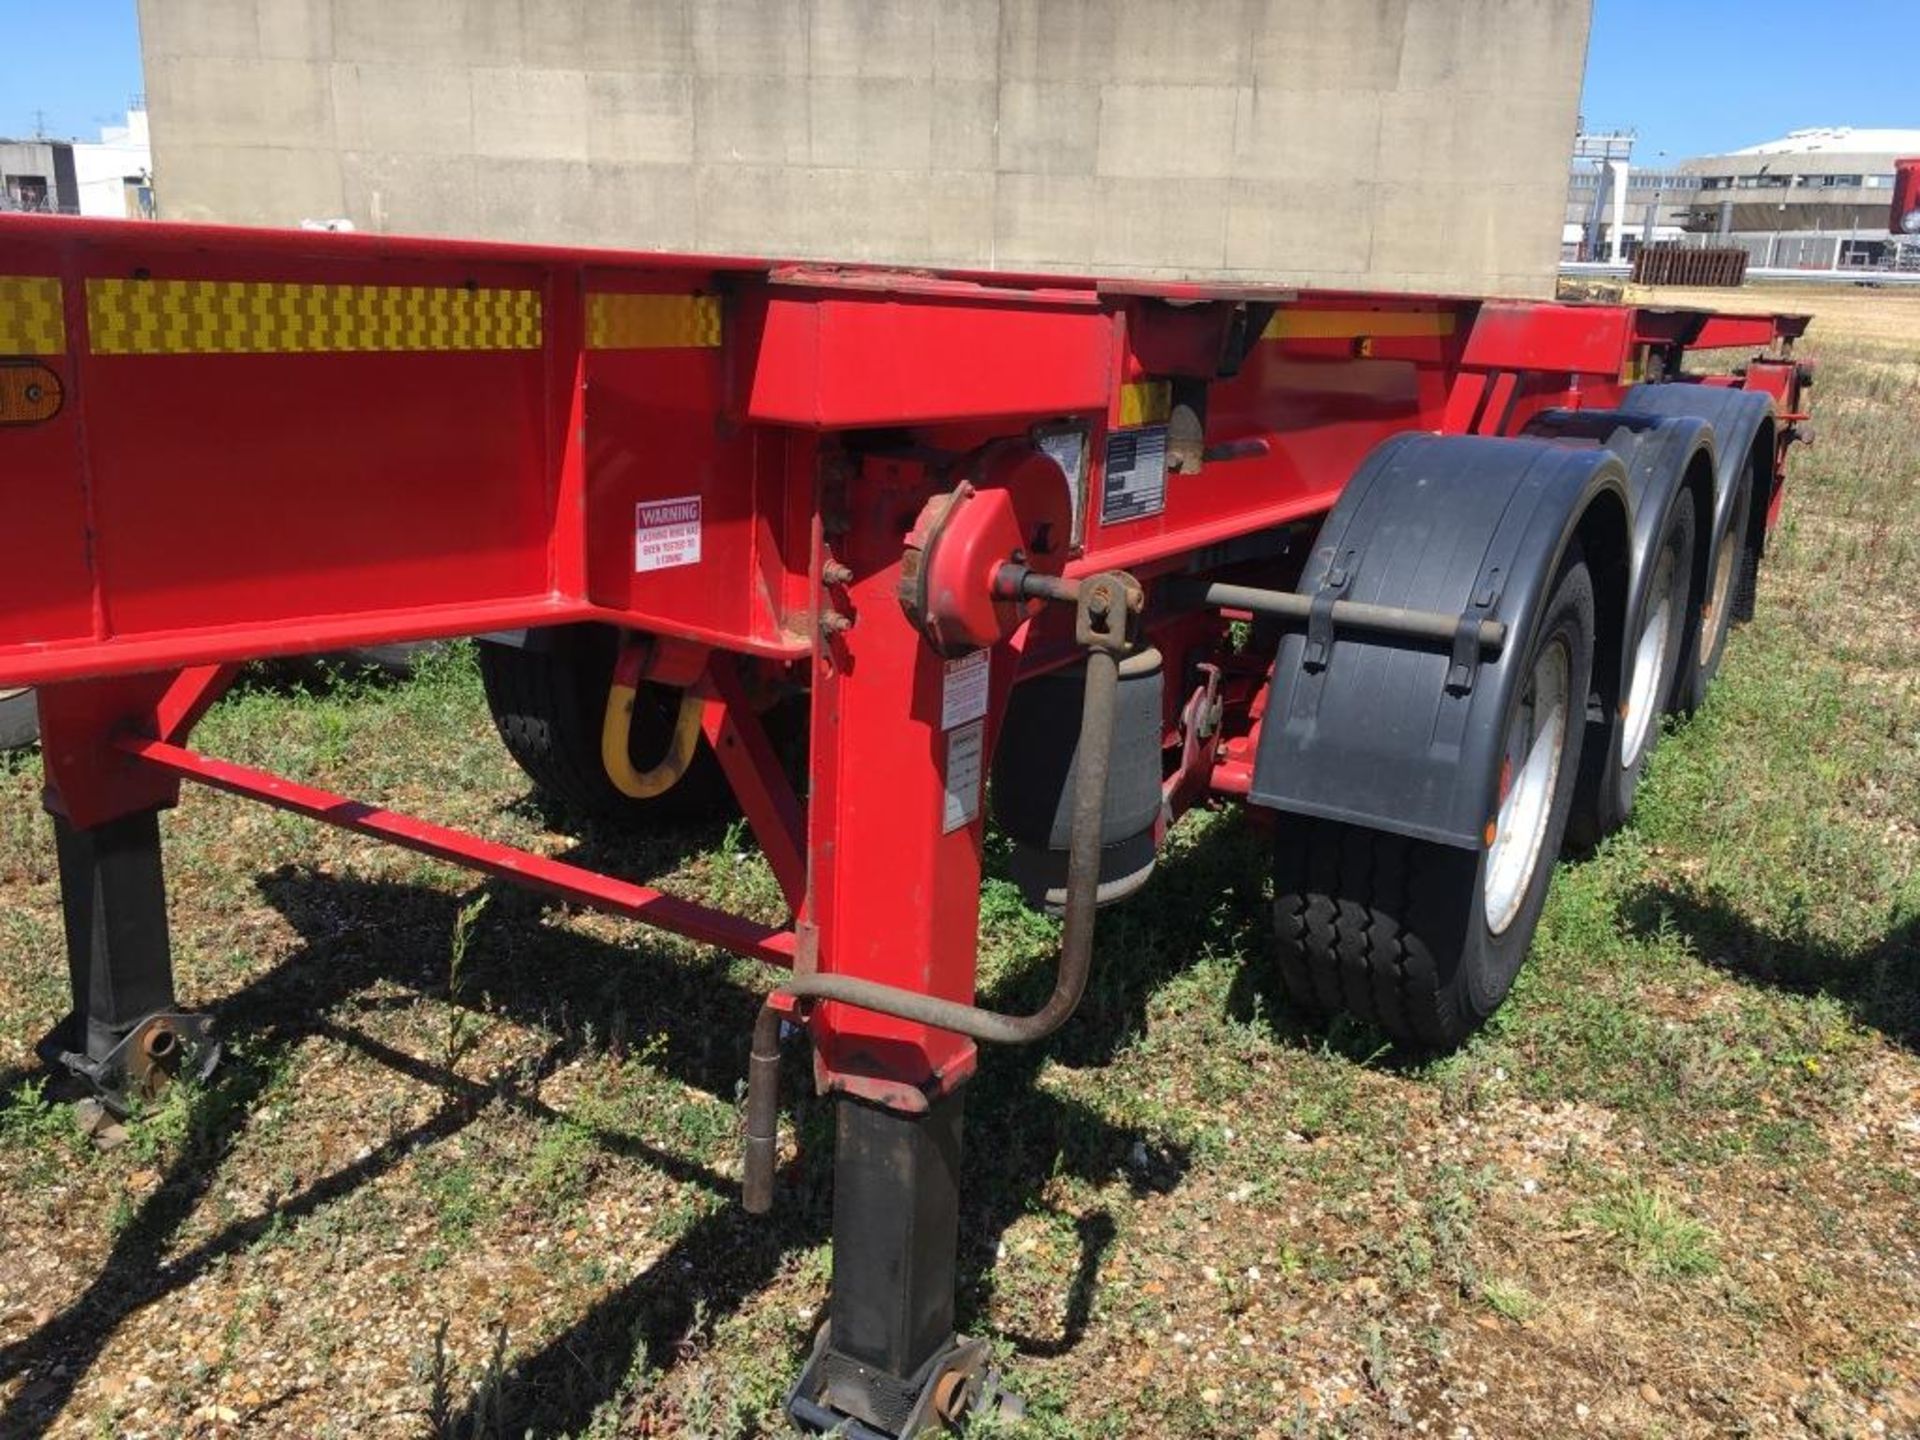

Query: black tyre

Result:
[336,643,443,678]
[1731,454,1771,627]
[1274,551,1595,1048]
[0,688,37,751]
[1672,463,1753,716]
[1566,488,1696,850]
[478,625,733,824]
[1730,527,1763,626]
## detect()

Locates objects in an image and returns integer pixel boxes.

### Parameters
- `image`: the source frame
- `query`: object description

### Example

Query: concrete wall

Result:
[138,0,1592,297]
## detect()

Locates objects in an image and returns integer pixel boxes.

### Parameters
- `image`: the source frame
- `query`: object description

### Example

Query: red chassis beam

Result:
[0,214,1808,1119]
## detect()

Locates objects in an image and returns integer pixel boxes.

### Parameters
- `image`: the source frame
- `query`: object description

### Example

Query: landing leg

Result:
[46,809,215,1111]
[788,1091,1004,1437]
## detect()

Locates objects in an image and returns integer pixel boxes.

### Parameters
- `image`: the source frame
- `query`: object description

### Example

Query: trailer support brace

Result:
[787,1090,1003,1438]
[116,735,798,968]
[47,809,217,1112]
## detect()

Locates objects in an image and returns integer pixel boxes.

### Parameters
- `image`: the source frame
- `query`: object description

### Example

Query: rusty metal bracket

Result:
[54,1010,220,1117]
[786,1326,1023,1439]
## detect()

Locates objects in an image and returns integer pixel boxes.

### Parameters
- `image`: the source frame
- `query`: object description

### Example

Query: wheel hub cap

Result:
[1621,548,1676,769]
[1485,640,1570,936]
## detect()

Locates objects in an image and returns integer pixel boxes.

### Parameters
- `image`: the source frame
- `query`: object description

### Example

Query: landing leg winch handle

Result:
[741,573,1133,1215]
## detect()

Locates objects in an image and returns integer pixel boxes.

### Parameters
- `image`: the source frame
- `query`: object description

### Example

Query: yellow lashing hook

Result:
[602,679,705,800]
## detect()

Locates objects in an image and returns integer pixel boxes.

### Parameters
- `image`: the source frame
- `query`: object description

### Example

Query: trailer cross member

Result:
[117,734,800,969]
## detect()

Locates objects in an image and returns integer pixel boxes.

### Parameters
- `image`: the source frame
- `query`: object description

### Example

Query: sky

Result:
[1578,0,1920,163]
[0,1,143,141]
[0,0,1915,160]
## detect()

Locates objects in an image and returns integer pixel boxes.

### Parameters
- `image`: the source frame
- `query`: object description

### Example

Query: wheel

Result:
[0,688,37,751]
[1273,551,1595,1048]
[1671,463,1753,715]
[478,625,734,824]
[1565,488,1696,849]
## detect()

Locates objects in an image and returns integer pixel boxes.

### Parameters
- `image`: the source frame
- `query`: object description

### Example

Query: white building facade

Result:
[1567,127,1920,271]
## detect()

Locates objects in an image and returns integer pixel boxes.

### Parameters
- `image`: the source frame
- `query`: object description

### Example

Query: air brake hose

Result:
[744,594,1127,1214]
[602,677,705,800]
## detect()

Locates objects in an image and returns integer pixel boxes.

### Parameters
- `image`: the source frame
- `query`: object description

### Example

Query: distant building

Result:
[1,108,155,219]
[0,137,77,213]
[1566,126,1920,271]
[1681,127,1920,269]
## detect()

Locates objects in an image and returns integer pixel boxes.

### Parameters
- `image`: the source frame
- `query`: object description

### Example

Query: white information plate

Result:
[942,719,985,833]
[634,495,703,572]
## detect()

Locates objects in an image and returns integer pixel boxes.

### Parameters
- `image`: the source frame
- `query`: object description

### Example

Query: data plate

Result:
[942,720,985,833]
[1100,426,1168,526]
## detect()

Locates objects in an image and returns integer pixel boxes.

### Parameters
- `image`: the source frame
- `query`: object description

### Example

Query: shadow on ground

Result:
[0,806,1298,1436]
[1623,882,1920,1049]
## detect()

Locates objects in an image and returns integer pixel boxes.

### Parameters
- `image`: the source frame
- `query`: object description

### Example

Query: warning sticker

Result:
[942,720,985,834]
[941,650,991,732]
[1100,426,1168,526]
[634,495,702,572]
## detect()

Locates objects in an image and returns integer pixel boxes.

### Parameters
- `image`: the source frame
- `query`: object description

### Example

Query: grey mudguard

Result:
[1522,409,1716,668]
[1620,382,1774,561]
[1249,433,1629,850]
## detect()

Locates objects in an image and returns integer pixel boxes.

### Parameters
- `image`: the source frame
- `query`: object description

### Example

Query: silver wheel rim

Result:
[1620,548,1675,769]
[1484,639,1570,936]
[1702,522,1737,662]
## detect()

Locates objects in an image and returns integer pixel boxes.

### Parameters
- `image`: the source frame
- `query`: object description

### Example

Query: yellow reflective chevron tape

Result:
[587,293,722,350]
[0,276,66,355]
[84,279,542,355]
[1263,310,1457,341]
[1117,379,1171,427]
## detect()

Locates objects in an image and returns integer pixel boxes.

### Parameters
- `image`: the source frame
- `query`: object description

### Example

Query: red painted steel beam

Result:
[1462,301,1633,376]
[117,734,797,969]
[699,656,808,912]
[743,288,1116,427]
[1688,314,1802,351]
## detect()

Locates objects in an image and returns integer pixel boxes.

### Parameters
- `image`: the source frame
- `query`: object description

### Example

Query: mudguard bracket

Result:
[1302,555,1353,671]
[1447,569,1505,694]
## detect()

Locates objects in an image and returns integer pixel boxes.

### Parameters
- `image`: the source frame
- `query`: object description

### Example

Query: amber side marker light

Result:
[0,361,63,426]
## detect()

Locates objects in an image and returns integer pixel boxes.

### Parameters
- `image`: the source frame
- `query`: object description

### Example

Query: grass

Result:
[0,284,1915,1437]
[1581,1181,1719,1280]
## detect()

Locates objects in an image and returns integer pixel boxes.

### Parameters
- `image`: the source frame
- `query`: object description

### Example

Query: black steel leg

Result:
[788,1089,1000,1437]
[47,810,215,1111]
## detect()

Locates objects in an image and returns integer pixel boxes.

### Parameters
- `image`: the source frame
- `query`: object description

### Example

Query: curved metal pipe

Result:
[742,643,1122,1213]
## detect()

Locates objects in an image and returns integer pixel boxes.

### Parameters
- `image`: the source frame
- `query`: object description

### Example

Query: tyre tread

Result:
[1274,818,1460,1047]
[478,638,622,818]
